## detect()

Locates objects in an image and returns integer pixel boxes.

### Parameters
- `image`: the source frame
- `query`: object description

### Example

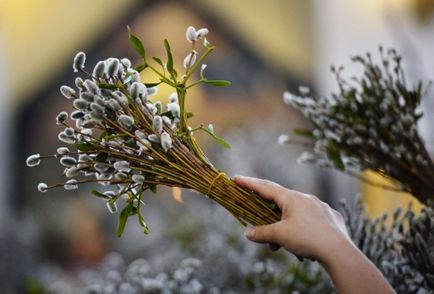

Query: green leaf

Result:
[152,57,164,68]
[95,152,108,163]
[186,112,194,119]
[203,79,232,87]
[294,128,315,139]
[149,184,157,194]
[128,26,145,59]
[98,83,118,90]
[117,201,134,237]
[135,63,147,72]
[99,130,108,140]
[164,39,177,78]
[73,142,95,152]
[91,190,106,198]
[26,277,47,294]
[161,110,174,120]
[210,132,231,149]
[155,102,162,114]
[137,211,150,234]
[327,146,345,171]
[144,82,162,88]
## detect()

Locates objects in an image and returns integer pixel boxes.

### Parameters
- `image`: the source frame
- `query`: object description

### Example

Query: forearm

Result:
[320,239,395,294]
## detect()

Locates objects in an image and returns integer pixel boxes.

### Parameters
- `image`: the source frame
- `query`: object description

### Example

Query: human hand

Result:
[234,176,351,262]
[235,176,395,293]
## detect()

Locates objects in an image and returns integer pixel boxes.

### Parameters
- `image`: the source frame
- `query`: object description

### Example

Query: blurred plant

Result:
[340,197,434,293]
[401,205,434,290]
[214,122,319,195]
[281,48,434,205]
[34,198,333,293]
[26,26,280,237]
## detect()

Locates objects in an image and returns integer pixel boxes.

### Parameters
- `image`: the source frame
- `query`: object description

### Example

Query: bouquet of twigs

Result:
[280,48,434,205]
[26,26,280,236]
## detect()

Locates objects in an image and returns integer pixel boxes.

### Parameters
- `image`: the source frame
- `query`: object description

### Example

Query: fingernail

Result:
[245,227,255,239]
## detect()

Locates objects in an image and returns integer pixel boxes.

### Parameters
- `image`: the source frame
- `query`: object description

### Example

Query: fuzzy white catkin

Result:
[118,115,134,129]
[73,51,86,72]
[73,99,89,110]
[183,51,197,69]
[26,154,41,167]
[38,183,48,193]
[107,99,121,111]
[75,77,84,89]
[168,103,180,118]
[114,161,130,172]
[64,127,75,137]
[60,85,76,99]
[58,132,76,144]
[120,58,132,69]
[57,147,70,155]
[162,116,172,126]
[93,61,106,78]
[107,58,121,77]
[130,82,147,100]
[65,167,80,178]
[132,174,145,185]
[186,26,197,43]
[277,134,290,145]
[153,116,163,133]
[168,93,178,104]
[64,179,78,190]
[134,130,146,140]
[203,38,210,47]
[114,172,128,181]
[130,71,141,83]
[80,92,94,102]
[283,91,296,105]
[94,94,105,106]
[56,112,68,125]
[147,87,158,96]
[103,191,116,199]
[196,28,208,39]
[94,163,109,173]
[207,124,214,134]
[106,201,118,213]
[200,64,207,77]
[60,156,77,167]
[161,132,172,152]
[83,80,99,95]
[146,103,157,115]
[148,134,160,144]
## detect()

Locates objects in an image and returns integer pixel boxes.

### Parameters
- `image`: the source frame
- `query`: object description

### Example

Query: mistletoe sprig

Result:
[26,26,280,237]
[281,48,434,205]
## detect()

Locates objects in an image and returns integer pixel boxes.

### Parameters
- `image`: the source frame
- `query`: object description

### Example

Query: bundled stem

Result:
[282,47,434,205]
[27,26,280,236]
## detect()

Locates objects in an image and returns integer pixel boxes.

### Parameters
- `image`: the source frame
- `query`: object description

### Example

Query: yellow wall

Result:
[0,0,136,107]
[362,171,423,217]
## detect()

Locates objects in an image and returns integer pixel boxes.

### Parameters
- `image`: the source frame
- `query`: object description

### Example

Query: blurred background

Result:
[1,0,434,292]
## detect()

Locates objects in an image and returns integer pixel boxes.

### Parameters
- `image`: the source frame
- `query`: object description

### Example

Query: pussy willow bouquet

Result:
[280,48,434,205]
[26,26,280,236]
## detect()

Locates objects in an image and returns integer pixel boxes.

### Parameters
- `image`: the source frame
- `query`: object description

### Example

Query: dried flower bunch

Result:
[26,26,280,236]
[280,48,434,205]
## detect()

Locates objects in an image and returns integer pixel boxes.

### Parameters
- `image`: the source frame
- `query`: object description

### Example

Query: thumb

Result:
[244,224,278,244]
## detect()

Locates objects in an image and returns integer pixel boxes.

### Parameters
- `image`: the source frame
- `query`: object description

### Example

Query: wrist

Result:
[317,235,358,268]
